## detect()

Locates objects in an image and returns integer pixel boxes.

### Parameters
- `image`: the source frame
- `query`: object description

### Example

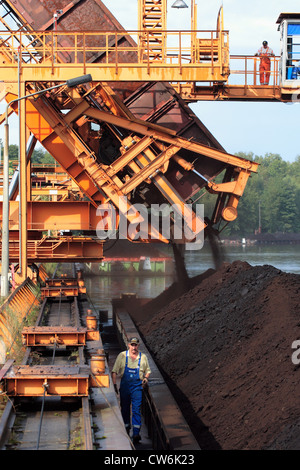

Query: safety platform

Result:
[2,364,91,397]
[40,286,79,298]
[45,277,86,293]
[0,361,109,397]
[41,279,86,299]
[21,325,100,347]
[45,277,84,287]
[0,232,104,263]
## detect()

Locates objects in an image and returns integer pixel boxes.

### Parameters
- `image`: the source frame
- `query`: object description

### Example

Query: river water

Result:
[84,243,300,318]
[184,243,300,277]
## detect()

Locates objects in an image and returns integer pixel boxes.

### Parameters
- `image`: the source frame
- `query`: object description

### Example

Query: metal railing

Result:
[0,29,230,76]
[228,55,280,87]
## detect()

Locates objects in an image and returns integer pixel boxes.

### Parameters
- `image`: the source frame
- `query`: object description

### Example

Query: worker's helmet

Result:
[263,41,268,46]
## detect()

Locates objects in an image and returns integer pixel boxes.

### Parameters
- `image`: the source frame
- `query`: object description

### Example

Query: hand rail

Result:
[228,55,280,87]
[0,29,230,71]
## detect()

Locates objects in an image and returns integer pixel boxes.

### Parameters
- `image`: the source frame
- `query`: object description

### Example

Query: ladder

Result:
[138,0,167,62]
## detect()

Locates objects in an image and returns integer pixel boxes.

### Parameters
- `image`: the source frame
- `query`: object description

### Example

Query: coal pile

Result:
[130,261,300,450]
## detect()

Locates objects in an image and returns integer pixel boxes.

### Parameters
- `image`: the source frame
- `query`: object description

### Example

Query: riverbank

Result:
[221,232,300,245]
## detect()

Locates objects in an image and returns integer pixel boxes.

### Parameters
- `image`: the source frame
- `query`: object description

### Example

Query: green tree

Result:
[32,148,55,165]
[218,152,300,236]
[8,144,19,161]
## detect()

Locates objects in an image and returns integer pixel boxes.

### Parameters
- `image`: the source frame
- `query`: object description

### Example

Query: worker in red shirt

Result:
[255,40,275,85]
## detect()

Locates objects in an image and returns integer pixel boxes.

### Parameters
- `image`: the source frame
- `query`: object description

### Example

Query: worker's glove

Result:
[142,377,148,388]
[114,384,118,395]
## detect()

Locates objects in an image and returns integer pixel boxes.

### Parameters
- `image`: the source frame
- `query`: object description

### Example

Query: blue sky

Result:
[102,0,300,163]
[2,1,300,163]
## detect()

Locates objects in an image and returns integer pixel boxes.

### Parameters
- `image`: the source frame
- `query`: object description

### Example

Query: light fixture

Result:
[171,0,188,8]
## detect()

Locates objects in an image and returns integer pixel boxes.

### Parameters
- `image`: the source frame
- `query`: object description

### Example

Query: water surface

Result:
[85,243,300,316]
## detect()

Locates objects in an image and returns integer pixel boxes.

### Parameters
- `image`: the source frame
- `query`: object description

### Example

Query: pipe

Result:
[1,123,10,297]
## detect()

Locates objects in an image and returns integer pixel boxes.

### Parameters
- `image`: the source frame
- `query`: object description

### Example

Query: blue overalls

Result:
[120,351,143,436]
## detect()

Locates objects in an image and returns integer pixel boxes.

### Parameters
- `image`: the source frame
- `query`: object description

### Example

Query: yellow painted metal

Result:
[0,201,102,231]
[5,91,105,207]
[4,365,91,397]
[172,55,295,102]
[19,81,27,281]
[22,326,88,347]
[138,0,167,62]
[90,373,110,389]
[0,235,104,262]
[207,169,252,222]
[84,107,259,173]
[14,89,171,243]
[0,29,230,84]
[22,326,100,346]
[0,3,261,254]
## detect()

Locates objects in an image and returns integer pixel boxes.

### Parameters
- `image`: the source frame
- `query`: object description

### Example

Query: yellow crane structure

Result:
[2,0,296,291]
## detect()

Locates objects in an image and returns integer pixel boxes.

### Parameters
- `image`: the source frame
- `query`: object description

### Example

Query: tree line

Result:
[5,143,55,166]
[204,152,300,236]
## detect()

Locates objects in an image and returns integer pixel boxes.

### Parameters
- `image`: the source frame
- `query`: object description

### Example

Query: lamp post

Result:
[0,74,92,298]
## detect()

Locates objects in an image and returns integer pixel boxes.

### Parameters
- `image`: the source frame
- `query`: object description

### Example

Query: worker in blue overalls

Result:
[112,337,151,445]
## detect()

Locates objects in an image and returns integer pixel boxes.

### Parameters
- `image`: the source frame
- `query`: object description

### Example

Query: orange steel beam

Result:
[3,82,258,240]
[30,166,66,173]
[5,92,104,207]
[1,237,104,263]
[41,285,80,298]
[0,1,259,252]
[41,276,87,297]
[84,107,259,172]
[172,83,283,102]
[22,326,100,346]
[1,360,109,396]
[27,81,256,229]
[207,169,252,222]
[25,93,168,242]
[3,365,91,396]
[22,326,87,347]
[0,27,230,84]
[45,278,85,287]
[0,201,101,231]
[41,283,86,296]
[6,90,167,242]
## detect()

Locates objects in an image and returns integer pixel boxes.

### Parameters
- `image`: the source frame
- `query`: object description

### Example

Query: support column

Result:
[19,81,27,281]
[0,122,10,297]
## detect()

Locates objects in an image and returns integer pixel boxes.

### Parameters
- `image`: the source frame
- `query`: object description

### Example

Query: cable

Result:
[36,381,48,450]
